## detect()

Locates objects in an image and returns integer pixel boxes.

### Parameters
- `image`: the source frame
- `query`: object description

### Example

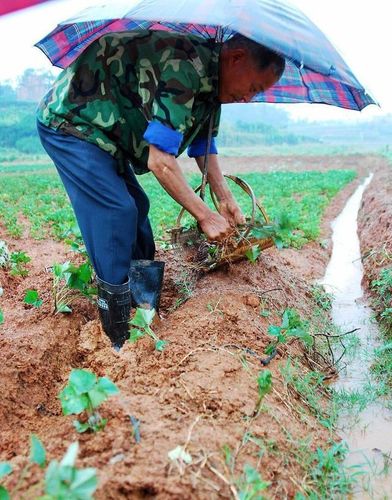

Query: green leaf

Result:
[281,309,290,329]
[264,344,276,356]
[274,237,284,250]
[267,325,282,337]
[24,289,40,306]
[0,485,10,500]
[0,309,3,325]
[96,377,119,396]
[257,370,272,399]
[155,339,168,352]
[59,386,88,415]
[0,462,12,479]
[43,460,63,496]
[77,263,93,284]
[69,369,97,394]
[73,420,90,433]
[69,467,98,498]
[130,308,155,328]
[245,245,261,263]
[60,442,79,468]
[30,434,46,467]
[87,387,107,409]
[129,328,145,343]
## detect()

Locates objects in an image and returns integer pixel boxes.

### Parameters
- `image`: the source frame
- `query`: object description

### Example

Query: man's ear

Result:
[228,48,247,66]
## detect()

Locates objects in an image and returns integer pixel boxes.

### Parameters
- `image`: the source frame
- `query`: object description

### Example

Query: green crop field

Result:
[0,166,356,247]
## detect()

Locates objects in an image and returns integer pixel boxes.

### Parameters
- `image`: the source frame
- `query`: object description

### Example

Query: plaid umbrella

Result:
[0,0,52,16]
[35,0,376,111]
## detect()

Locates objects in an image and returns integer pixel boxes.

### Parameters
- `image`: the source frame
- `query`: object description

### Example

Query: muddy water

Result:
[322,174,392,499]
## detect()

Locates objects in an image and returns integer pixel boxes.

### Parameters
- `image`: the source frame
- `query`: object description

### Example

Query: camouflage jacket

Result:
[37,31,221,175]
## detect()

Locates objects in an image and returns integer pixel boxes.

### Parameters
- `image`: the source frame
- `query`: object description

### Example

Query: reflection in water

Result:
[322,174,392,499]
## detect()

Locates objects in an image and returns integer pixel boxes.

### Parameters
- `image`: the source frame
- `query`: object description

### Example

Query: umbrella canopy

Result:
[35,0,377,110]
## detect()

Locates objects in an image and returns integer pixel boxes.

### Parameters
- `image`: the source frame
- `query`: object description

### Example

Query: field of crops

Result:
[0,165,355,246]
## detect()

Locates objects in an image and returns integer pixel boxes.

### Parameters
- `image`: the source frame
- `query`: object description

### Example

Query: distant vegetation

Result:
[0,69,390,162]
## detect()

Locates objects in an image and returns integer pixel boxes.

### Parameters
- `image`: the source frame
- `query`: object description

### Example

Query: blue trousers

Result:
[37,121,155,285]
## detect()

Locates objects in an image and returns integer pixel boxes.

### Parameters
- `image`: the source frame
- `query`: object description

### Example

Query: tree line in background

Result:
[0,68,390,159]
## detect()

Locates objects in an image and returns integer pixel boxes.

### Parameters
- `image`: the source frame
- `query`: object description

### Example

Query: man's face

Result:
[218,48,280,104]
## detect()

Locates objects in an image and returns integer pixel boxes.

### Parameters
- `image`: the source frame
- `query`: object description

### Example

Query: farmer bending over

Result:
[36,32,285,349]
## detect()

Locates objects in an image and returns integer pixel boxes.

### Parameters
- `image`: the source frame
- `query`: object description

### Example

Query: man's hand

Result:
[194,155,245,227]
[148,146,233,241]
[218,196,246,227]
[198,211,233,241]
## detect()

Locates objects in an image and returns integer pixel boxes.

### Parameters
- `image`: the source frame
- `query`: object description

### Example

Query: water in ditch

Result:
[321,174,392,499]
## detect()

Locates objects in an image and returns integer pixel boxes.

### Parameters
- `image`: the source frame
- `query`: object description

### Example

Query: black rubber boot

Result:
[129,260,165,312]
[96,277,131,350]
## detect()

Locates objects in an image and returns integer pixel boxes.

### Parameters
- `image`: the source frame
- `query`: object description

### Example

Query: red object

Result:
[0,0,51,16]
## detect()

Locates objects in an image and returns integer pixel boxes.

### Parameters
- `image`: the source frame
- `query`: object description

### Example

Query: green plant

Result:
[371,267,392,329]
[42,442,97,499]
[24,289,43,308]
[265,309,313,355]
[257,370,272,405]
[0,308,3,325]
[62,224,88,258]
[0,434,46,499]
[298,442,360,498]
[59,369,119,433]
[9,251,31,277]
[280,358,334,428]
[0,462,12,499]
[236,464,270,500]
[245,245,262,263]
[52,261,96,313]
[372,342,392,389]
[311,284,333,311]
[0,438,97,500]
[129,308,168,351]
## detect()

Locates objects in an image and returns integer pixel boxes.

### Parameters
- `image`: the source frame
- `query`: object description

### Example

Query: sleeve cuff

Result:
[143,121,183,155]
[187,137,218,157]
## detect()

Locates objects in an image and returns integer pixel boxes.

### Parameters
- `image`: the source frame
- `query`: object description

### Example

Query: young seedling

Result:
[0,437,97,500]
[253,369,273,416]
[245,245,262,263]
[236,464,270,500]
[0,434,46,499]
[24,289,43,308]
[0,462,12,500]
[62,224,89,258]
[129,307,168,351]
[43,442,97,499]
[52,261,96,313]
[9,251,31,277]
[59,369,119,433]
[265,308,313,355]
[311,284,333,311]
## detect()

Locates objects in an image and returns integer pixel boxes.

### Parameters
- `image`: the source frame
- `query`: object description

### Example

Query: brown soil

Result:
[0,154,390,499]
[358,162,392,319]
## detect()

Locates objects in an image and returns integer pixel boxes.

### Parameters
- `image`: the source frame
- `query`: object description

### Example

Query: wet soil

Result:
[357,162,392,314]
[0,154,390,498]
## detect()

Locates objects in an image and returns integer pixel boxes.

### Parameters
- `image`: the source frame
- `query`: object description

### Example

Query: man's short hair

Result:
[224,34,285,79]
